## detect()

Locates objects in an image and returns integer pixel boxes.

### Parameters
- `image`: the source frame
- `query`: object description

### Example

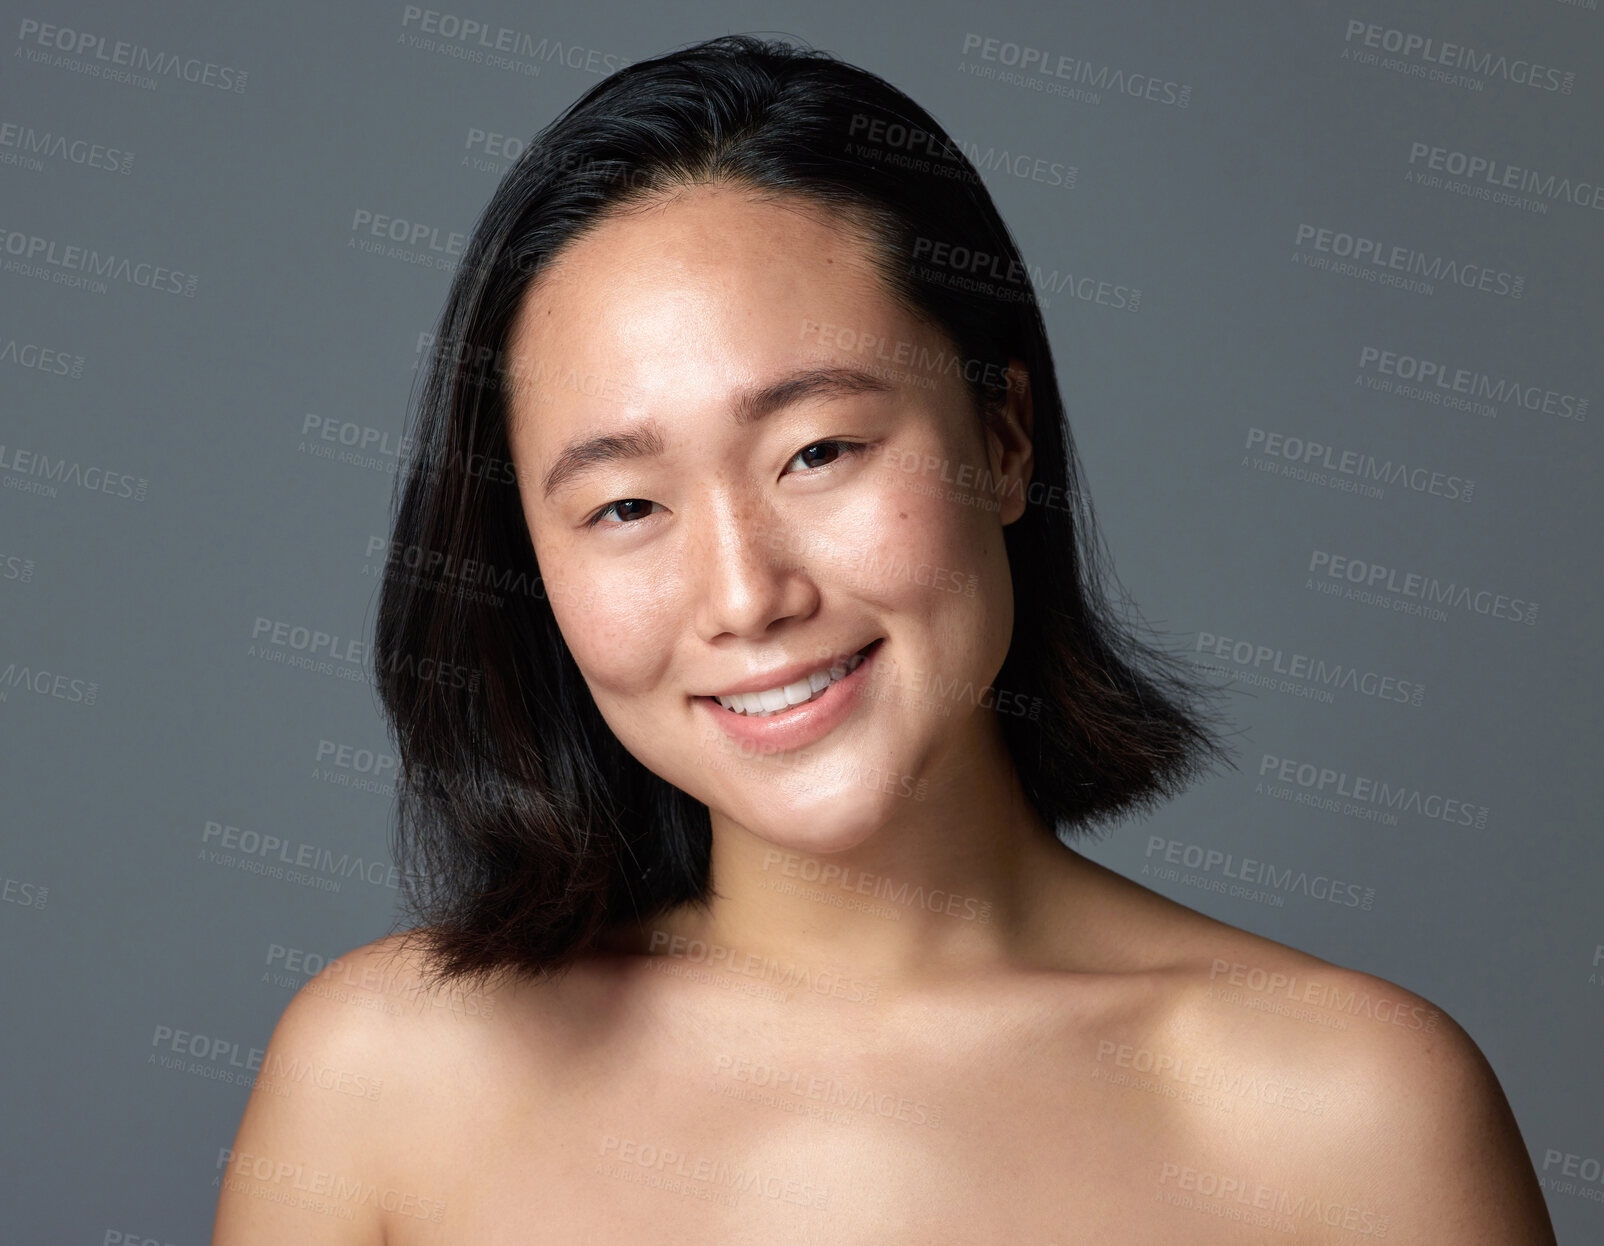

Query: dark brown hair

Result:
[373,33,1236,992]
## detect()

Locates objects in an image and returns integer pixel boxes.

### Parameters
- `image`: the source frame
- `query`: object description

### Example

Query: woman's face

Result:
[504,183,1031,854]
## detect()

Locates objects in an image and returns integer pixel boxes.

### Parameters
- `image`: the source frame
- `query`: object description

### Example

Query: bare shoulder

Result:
[1143,913,1556,1244]
[211,930,522,1243]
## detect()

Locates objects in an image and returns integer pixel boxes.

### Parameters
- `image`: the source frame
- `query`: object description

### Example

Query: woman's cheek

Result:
[842,464,986,601]
[550,560,677,695]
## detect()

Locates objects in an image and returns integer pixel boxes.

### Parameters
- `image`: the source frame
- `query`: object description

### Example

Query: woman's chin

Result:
[733,787,905,856]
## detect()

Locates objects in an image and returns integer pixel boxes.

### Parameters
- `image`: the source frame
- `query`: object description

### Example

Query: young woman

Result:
[214,35,1555,1244]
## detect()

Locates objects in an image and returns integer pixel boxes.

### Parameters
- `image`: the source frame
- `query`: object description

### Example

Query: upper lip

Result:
[702,639,879,699]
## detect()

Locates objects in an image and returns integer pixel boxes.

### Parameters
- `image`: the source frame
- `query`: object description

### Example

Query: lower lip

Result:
[697,641,881,753]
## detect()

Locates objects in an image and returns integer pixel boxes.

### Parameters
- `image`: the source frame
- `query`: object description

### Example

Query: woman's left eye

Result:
[586,441,866,529]
[786,440,865,473]
[587,498,661,528]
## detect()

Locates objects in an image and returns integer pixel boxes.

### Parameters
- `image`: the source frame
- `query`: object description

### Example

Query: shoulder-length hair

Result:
[374,33,1236,990]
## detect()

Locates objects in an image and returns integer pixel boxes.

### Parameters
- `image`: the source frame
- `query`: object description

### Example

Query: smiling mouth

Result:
[708,639,883,717]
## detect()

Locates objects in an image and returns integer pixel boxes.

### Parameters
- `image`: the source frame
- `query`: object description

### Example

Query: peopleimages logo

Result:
[908,235,1141,311]
[0,122,134,174]
[1292,223,1524,299]
[711,1053,943,1128]
[1142,836,1376,910]
[1258,753,1490,830]
[14,18,250,92]
[759,850,990,923]
[200,820,405,892]
[954,136,1076,190]
[958,33,1192,108]
[1356,345,1588,422]
[0,335,86,378]
[646,930,879,1006]
[1406,141,1604,215]
[598,1134,829,1210]
[1342,19,1576,93]
[1243,427,1473,503]
[397,6,628,76]
[0,441,147,501]
[0,658,98,706]
[0,226,199,296]
[1307,550,1539,625]
[1192,630,1425,708]
[349,209,466,259]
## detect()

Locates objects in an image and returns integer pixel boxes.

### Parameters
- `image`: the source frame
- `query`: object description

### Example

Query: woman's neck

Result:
[608,717,1096,988]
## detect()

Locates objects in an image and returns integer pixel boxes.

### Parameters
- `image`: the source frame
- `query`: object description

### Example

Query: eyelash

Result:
[585,439,869,528]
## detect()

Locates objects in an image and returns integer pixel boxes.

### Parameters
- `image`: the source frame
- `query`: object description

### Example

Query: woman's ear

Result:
[983,357,1035,526]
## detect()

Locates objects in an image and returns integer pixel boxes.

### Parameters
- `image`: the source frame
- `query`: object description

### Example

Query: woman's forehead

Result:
[518,187,891,327]
[504,194,923,430]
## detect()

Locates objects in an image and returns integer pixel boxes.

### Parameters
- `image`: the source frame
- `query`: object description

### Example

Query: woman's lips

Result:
[697,639,882,753]
[710,638,882,711]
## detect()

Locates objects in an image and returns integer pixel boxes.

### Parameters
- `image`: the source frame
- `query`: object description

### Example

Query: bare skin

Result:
[214,184,1554,1244]
[212,874,1552,1244]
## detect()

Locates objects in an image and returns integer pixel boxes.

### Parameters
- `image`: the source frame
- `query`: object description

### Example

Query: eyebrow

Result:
[539,365,895,502]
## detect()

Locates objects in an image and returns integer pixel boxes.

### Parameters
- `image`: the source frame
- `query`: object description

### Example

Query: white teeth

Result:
[714,651,867,716]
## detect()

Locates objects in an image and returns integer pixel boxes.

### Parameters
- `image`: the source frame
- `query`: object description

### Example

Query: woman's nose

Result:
[690,491,819,641]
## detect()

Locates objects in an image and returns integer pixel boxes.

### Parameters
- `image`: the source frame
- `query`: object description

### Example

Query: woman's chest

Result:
[379,1030,1255,1245]
[374,959,1362,1244]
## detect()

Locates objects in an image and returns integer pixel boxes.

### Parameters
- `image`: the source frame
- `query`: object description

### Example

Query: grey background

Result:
[1,0,1599,1240]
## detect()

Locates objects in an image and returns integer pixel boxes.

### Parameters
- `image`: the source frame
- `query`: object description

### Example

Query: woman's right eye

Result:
[587,498,660,528]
